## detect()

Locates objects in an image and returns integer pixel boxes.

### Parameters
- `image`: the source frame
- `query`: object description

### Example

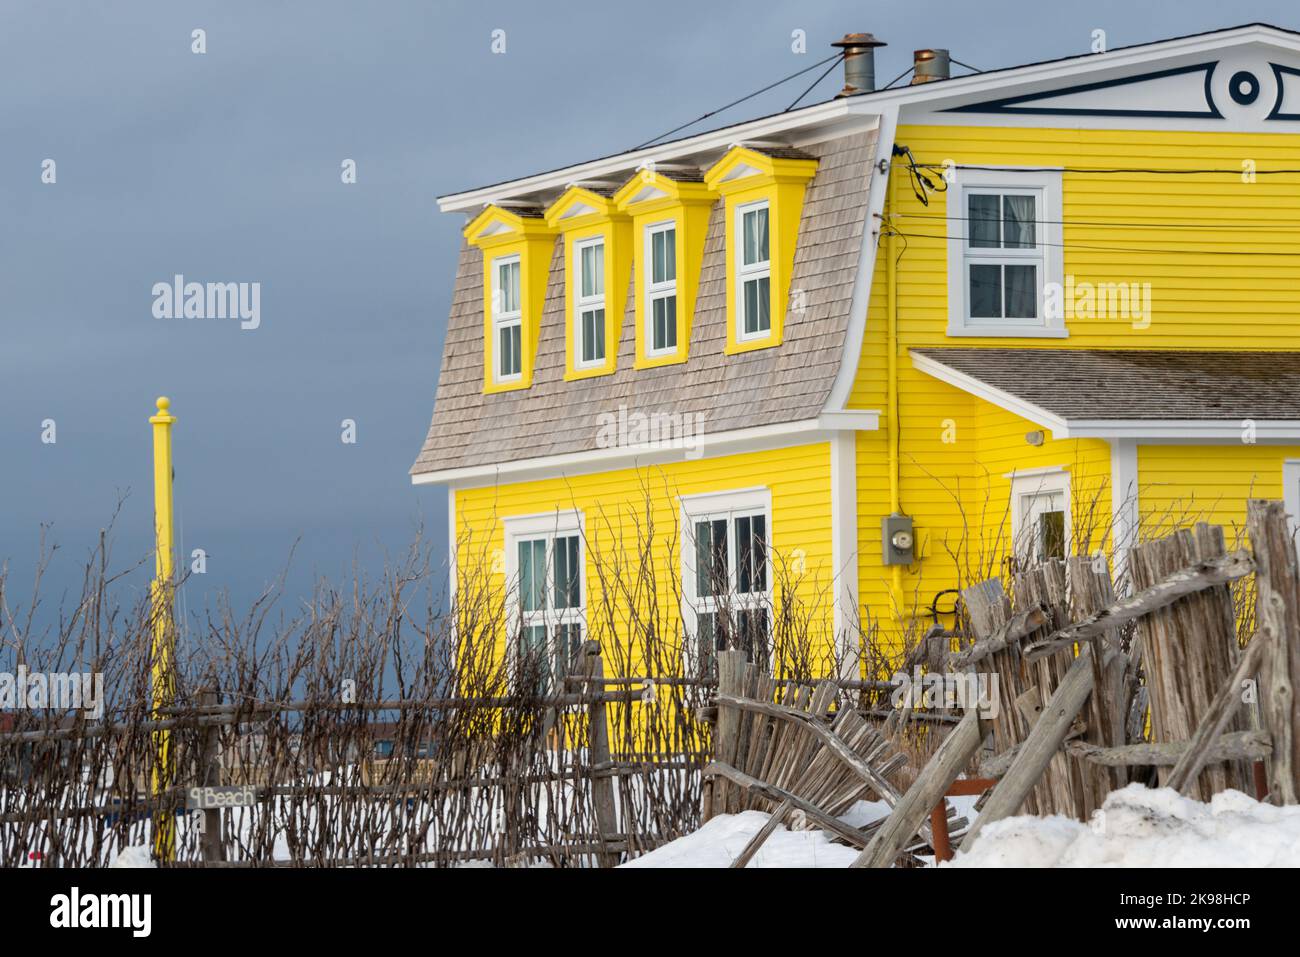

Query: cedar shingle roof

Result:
[412,131,878,476]
[912,348,1300,420]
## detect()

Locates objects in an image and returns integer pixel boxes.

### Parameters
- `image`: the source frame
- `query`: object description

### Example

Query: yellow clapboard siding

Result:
[456,442,835,672]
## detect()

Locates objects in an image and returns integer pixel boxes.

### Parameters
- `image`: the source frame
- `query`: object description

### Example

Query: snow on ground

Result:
[948,783,1300,868]
[622,810,861,868]
[109,845,156,868]
[624,784,1300,868]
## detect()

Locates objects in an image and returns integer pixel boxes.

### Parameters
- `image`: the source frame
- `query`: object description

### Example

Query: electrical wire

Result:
[891,227,1300,257]
[917,163,1300,176]
[898,210,1300,231]
[634,52,843,151]
[784,53,845,112]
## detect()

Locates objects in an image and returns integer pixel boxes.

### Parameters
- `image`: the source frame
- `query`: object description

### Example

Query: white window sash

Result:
[573,237,606,368]
[504,513,586,682]
[946,168,1064,338]
[735,201,772,342]
[491,254,523,382]
[645,222,678,357]
[1009,469,1070,563]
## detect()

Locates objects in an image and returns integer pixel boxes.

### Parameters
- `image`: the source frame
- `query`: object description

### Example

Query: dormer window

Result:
[647,222,678,356]
[492,255,522,381]
[574,237,606,367]
[613,168,715,368]
[543,186,629,380]
[737,201,771,340]
[463,204,557,394]
[703,145,817,355]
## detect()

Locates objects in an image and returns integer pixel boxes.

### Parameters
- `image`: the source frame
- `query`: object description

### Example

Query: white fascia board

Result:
[823,105,897,414]
[1065,420,1300,440]
[437,101,876,213]
[878,24,1299,114]
[908,350,1069,436]
[410,412,881,489]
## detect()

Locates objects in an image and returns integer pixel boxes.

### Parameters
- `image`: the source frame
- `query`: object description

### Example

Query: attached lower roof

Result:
[911,348,1300,438]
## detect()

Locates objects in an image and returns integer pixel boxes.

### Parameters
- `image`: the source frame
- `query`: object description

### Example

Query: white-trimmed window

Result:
[492,255,523,381]
[1009,468,1070,565]
[505,512,585,694]
[574,236,606,367]
[645,222,677,356]
[1283,460,1300,544]
[947,168,1064,338]
[681,489,772,673]
[736,200,771,340]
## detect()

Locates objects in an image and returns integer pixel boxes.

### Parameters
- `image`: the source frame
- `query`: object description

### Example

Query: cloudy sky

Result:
[3,1,1294,621]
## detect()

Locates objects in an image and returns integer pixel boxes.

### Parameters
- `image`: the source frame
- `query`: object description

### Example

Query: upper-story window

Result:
[614,168,714,368]
[463,204,557,394]
[492,255,522,381]
[703,145,817,356]
[646,222,678,356]
[947,168,1064,338]
[544,186,629,381]
[737,201,771,340]
[574,237,606,367]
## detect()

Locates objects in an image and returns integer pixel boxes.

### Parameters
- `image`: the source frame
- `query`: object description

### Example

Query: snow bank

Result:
[949,783,1300,868]
[109,845,156,868]
[621,810,860,868]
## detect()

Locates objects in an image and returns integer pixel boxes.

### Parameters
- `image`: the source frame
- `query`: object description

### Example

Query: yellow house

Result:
[413,23,1300,681]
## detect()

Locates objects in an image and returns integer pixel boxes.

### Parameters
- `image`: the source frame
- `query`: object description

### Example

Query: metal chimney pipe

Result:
[832,33,887,96]
[911,49,951,84]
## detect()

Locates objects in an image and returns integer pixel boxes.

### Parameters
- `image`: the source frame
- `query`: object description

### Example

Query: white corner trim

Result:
[1109,438,1139,554]
[829,432,859,680]
[412,413,881,488]
[1283,459,1300,531]
[824,106,898,414]
[909,350,1069,435]
[1063,420,1300,440]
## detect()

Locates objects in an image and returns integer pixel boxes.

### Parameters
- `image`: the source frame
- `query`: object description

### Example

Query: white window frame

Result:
[491,254,523,383]
[1009,467,1071,564]
[573,235,606,369]
[1283,459,1300,547]
[946,167,1065,338]
[680,487,773,672]
[644,220,678,358]
[503,511,586,691]
[735,199,772,342]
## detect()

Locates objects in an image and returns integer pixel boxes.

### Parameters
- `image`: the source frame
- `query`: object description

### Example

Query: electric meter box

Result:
[882,513,915,566]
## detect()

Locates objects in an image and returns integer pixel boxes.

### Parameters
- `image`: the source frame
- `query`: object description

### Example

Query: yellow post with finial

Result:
[149,396,177,862]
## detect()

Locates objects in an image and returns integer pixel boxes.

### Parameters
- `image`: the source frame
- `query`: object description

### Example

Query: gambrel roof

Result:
[412,133,878,479]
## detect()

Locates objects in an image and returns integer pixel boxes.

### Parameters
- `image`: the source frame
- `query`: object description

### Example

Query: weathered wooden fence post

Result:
[709,650,747,818]
[1247,500,1300,805]
[198,687,226,863]
[580,642,619,867]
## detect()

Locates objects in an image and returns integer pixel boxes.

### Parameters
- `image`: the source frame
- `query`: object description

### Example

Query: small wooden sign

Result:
[186,785,259,810]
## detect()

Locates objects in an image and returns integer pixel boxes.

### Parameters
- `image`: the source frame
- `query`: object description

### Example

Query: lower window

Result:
[1010,470,1069,565]
[507,516,585,695]
[682,492,772,674]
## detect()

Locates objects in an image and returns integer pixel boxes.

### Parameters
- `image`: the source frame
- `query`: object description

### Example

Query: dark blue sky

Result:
[3,1,1293,623]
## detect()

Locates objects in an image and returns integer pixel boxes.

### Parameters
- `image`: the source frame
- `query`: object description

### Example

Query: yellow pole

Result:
[149,396,176,862]
[886,159,904,621]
